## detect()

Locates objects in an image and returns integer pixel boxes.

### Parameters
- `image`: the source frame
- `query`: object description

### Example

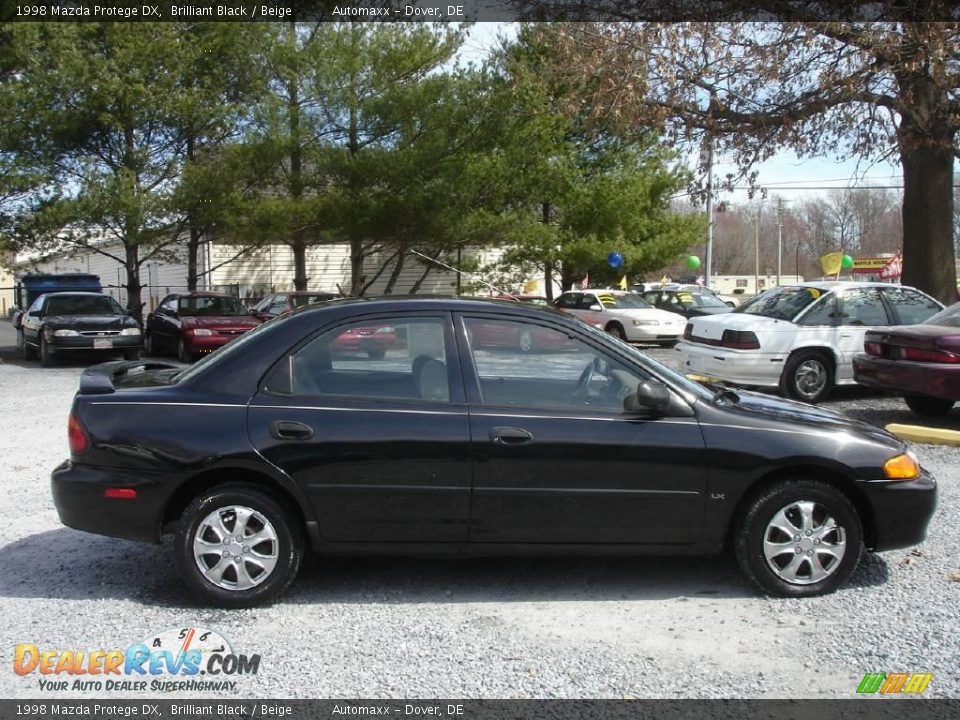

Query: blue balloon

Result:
[607,251,623,269]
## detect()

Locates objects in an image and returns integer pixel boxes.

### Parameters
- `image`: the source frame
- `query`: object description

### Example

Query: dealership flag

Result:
[619,275,628,290]
[879,252,902,279]
[820,252,844,276]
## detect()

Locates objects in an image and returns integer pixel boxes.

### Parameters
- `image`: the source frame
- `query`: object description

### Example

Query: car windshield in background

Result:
[597,293,651,309]
[735,286,822,321]
[45,296,123,316]
[292,293,339,308]
[925,303,960,328]
[180,296,247,316]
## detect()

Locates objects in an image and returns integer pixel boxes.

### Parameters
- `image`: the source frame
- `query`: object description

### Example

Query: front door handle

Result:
[269,420,314,440]
[490,426,533,445]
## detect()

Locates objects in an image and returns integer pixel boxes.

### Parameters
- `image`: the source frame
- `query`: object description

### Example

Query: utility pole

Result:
[704,134,714,288]
[754,209,761,295]
[777,198,783,287]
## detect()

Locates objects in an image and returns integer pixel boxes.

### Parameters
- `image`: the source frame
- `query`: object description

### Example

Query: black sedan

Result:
[52,297,936,607]
[18,292,142,366]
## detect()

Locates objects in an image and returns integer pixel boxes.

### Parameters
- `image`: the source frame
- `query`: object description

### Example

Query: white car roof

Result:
[784,281,917,292]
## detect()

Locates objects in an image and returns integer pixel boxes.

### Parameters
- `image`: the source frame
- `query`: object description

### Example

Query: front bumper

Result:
[183,332,247,353]
[861,469,937,552]
[48,335,142,351]
[624,325,684,343]
[675,341,787,388]
[854,353,960,400]
[51,460,168,544]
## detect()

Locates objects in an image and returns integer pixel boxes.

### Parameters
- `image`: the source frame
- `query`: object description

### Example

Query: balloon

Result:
[607,251,623,269]
[686,255,701,270]
[841,254,854,270]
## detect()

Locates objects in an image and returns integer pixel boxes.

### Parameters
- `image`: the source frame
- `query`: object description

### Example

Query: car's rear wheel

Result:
[176,484,304,608]
[39,335,55,367]
[782,350,833,403]
[734,479,862,597]
[904,394,955,418]
[177,338,194,363]
[606,323,627,341]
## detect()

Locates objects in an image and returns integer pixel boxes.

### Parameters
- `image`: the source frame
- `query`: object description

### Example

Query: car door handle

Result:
[839,332,854,338]
[269,420,314,440]
[490,426,533,445]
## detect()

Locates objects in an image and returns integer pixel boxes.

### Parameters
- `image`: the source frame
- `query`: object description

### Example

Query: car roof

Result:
[175,292,238,299]
[278,290,341,296]
[39,292,109,298]
[290,294,573,318]
[787,281,911,291]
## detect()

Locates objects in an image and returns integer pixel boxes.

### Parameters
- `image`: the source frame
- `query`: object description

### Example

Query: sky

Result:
[458,23,910,209]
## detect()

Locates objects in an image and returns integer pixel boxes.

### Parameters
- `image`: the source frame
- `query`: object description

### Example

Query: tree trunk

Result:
[124,243,144,324]
[287,21,308,292]
[186,134,201,291]
[560,266,575,292]
[292,241,308,291]
[544,264,554,301]
[383,250,406,295]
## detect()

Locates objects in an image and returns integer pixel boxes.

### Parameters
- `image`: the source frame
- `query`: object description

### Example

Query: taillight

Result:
[720,330,761,350]
[900,347,960,363]
[864,342,885,356]
[68,413,90,455]
[683,323,693,340]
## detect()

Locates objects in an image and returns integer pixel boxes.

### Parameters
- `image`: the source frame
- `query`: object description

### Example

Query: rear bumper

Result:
[854,353,960,400]
[861,469,937,552]
[51,460,167,544]
[676,341,787,388]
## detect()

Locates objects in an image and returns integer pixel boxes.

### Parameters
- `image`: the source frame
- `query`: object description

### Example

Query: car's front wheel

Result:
[606,323,627,341]
[734,479,862,597]
[177,338,194,363]
[39,335,55,367]
[904,394,955,418]
[143,332,156,357]
[176,484,304,608]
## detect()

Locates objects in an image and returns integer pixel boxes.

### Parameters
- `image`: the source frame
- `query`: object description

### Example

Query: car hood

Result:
[44,314,137,330]
[608,308,687,324]
[687,313,791,340]
[712,388,905,451]
[181,315,261,329]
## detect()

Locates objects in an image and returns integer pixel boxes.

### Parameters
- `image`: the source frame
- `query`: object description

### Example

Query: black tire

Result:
[366,347,386,360]
[177,338,194,363]
[21,330,37,360]
[123,348,142,361]
[734,479,863,598]
[39,335,55,367]
[175,483,304,608]
[904,394,955,418]
[606,323,627,341]
[143,332,156,357]
[782,350,833,403]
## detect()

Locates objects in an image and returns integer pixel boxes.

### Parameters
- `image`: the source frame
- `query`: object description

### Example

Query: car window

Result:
[837,288,890,326]
[289,317,449,403]
[926,302,960,328]
[179,295,248,317]
[795,295,837,327]
[463,317,652,413]
[555,293,582,310]
[881,287,942,325]
[594,292,652,309]
[269,299,290,314]
[251,296,273,313]
[736,286,822,321]
[642,292,660,305]
[692,293,727,308]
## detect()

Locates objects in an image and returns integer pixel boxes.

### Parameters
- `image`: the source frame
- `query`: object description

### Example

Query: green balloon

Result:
[686,255,702,270]
[841,254,854,270]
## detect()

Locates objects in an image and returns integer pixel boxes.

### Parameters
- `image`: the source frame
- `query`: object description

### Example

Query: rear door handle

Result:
[490,426,533,445]
[269,420,314,440]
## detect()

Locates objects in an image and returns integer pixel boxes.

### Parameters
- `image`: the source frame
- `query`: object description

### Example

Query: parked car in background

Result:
[664,283,740,308]
[11,273,102,329]
[677,282,943,403]
[493,294,550,307]
[642,288,734,319]
[854,301,960,417]
[18,292,142,367]
[554,289,687,345]
[330,322,398,359]
[249,291,342,321]
[52,296,937,606]
[144,292,262,363]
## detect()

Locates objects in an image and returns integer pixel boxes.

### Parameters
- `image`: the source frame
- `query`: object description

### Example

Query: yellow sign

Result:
[820,252,843,275]
[853,257,893,270]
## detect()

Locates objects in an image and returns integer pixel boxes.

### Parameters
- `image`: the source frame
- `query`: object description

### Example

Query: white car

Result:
[554,289,687,345]
[675,281,943,403]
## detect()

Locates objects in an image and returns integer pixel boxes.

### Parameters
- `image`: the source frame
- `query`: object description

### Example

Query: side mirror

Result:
[624,380,671,414]
[588,303,603,312]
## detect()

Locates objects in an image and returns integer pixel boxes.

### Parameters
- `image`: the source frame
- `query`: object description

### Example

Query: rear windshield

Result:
[179,296,248,316]
[595,292,652,309]
[44,295,123,316]
[925,302,960,328]
[735,286,823,321]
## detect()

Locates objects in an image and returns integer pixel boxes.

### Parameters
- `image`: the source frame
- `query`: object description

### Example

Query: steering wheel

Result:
[571,358,598,402]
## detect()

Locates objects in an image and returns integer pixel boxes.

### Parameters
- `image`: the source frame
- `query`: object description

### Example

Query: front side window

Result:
[881,287,942,325]
[796,295,837,327]
[463,317,651,413]
[288,317,449,402]
[554,293,581,310]
[736,286,822,321]
[837,288,890,326]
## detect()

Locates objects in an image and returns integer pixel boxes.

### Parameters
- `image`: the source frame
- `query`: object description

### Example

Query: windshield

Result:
[44,295,123,316]
[689,293,729,308]
[595,292,652,309]
[925,302,960,328]
[179,296,248,317]
[735,286,823,321]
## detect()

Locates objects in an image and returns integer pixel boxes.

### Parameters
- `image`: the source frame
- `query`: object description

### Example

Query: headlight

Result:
[187,328,214,336]
[632,319,660,326]
[120,328,141,336]
[52,329,79,337]
[883,452,921,480]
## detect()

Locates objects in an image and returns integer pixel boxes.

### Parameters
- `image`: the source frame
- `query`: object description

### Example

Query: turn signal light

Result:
[883,453,921,480]
[67,413,90,455]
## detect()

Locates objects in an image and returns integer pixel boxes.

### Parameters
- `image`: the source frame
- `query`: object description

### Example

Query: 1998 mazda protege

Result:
[52,297,936,607]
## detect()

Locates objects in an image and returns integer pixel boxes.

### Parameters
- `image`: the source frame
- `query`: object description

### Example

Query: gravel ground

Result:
[0,321,957,699]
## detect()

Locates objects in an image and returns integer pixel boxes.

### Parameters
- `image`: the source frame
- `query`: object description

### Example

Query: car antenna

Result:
[408,248,514,300]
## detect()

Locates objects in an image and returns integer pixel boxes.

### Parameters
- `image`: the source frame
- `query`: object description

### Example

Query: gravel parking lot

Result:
[0,319,957,699]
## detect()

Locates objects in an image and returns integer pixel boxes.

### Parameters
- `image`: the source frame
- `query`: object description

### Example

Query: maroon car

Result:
[144,292,262,363]
[854,302,960,416]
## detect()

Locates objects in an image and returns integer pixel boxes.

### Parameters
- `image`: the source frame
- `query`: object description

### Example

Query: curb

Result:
[885,423,960,447]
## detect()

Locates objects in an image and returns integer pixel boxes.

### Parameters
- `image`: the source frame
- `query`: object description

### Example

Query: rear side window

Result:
[554,294,581,310]
[836,288,890,326]
[881,287,942,325]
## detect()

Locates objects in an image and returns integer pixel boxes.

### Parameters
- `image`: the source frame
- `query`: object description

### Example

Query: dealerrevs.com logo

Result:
[14,627,261,693]
[856,672,933,695]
